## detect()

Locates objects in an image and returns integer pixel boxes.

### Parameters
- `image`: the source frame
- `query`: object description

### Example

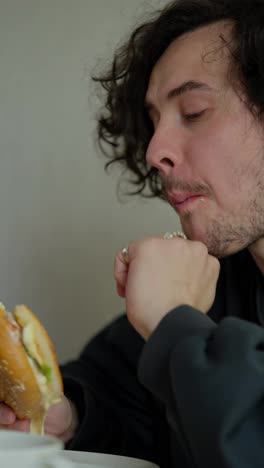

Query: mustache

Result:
[161,176,212,197]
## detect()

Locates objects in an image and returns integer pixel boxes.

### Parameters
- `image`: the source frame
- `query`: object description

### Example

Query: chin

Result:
[183,225,248,259]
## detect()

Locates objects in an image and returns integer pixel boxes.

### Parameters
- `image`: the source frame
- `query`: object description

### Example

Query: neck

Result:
[248,237,264,275]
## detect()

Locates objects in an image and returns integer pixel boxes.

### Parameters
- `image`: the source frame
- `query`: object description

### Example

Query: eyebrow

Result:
[145,80,214,112]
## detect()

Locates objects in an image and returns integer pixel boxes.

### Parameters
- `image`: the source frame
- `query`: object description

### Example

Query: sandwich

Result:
[0,302,63,434]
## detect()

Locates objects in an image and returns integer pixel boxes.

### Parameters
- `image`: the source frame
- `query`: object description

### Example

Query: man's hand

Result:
[114,236,220,340]
[0,395,78,442]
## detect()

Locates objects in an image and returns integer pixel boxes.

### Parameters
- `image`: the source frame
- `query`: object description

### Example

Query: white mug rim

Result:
[0,430,63,454]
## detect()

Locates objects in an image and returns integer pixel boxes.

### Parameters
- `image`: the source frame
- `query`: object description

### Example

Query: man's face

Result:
[145,21,264,257]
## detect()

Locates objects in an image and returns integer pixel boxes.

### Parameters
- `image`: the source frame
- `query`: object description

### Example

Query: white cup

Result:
[65,450,159,467]
[0,430,74,468]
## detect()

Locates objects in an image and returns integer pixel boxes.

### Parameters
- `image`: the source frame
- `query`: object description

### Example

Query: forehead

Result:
[146,21,234,100]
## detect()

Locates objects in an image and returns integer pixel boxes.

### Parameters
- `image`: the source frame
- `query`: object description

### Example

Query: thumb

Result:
[44,395,72,436]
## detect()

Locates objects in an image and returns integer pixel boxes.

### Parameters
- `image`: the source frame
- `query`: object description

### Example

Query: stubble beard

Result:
[184,183,264,259]
[163,148,264,258]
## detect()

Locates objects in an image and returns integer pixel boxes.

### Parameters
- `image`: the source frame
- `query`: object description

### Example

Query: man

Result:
[1,1,264,467]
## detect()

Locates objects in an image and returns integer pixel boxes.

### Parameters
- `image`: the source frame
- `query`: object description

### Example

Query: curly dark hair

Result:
[93,0,264,199]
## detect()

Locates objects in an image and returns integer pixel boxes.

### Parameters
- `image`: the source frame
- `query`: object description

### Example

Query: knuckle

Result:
[146,237,159,250]
[137,238,156,255]
[209,256,220,274]
[193,240,208,255]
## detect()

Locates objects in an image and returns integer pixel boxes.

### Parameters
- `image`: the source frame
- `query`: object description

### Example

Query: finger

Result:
[9,419,30,432]
[1,419,30,432]
[115,248,129,270]
[114,251,129,289]
[44,395,73,436]
[116,281,126,298]
[0,403,16,425]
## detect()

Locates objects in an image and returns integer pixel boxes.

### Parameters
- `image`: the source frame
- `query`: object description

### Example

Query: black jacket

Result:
[61,249,264,468]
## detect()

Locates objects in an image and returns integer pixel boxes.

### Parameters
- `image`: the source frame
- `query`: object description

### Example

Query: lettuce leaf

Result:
[40,364,52,383]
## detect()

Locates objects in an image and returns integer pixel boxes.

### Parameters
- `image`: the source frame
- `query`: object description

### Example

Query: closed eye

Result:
[184,110,207,122]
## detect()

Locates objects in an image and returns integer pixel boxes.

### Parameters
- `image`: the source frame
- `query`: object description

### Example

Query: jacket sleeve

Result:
[138,305,264,468]
[60,316,156,462]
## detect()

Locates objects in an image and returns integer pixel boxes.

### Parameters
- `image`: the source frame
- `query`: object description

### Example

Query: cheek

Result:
[187,122,247,203]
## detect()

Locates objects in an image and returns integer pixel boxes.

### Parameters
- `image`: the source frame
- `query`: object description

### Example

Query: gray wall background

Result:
[0,0,180,362]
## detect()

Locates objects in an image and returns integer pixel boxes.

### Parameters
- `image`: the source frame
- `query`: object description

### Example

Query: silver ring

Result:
[121,247,129,264]
[163,231,187,240]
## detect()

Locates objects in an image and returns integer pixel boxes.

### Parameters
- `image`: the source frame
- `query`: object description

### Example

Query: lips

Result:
[167,192,202,205]
[165,192,204,215]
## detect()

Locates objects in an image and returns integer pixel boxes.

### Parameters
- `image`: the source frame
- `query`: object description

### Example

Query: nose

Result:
[146,127,184,177]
